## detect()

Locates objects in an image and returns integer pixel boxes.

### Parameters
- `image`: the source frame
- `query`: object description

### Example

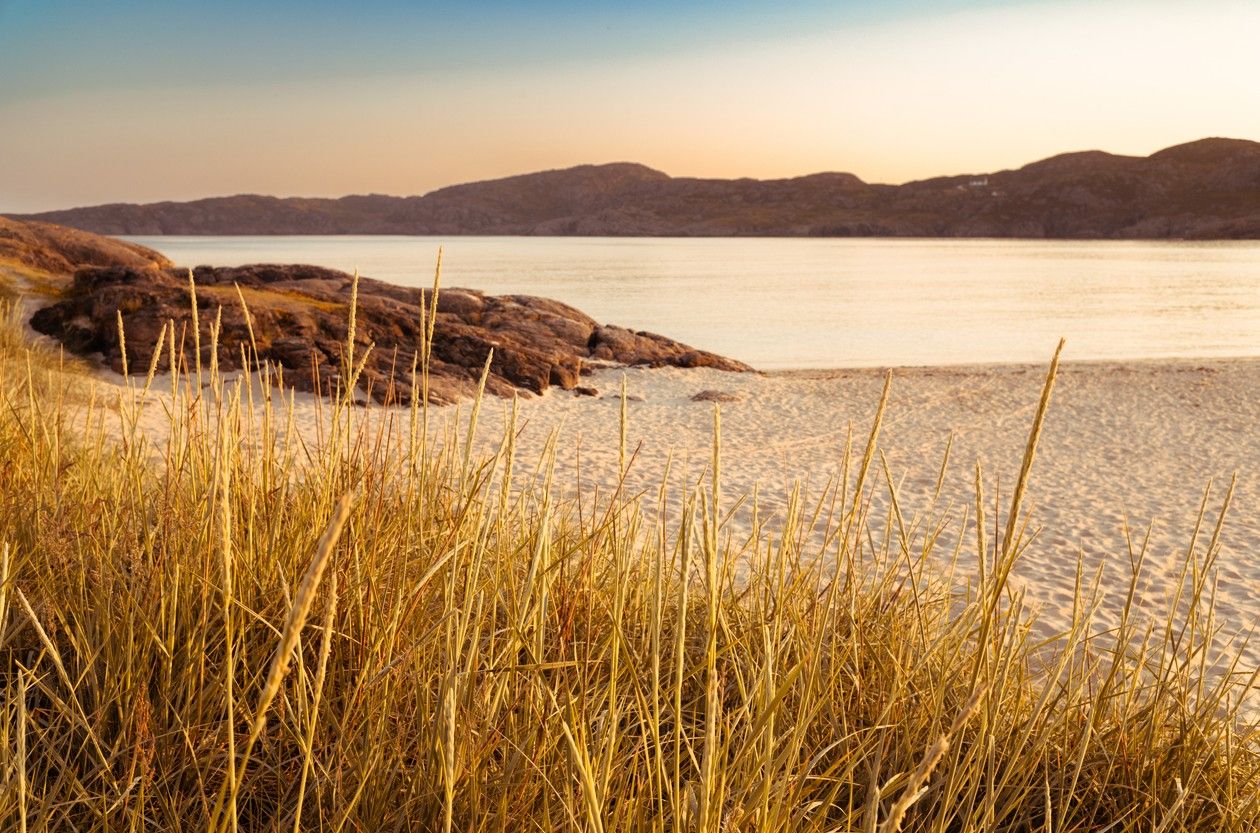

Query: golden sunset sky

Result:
[2,0,1257,211]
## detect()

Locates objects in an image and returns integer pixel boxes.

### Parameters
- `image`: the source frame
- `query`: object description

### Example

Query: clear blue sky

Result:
[1,1,1010,92]
[2,0,1257,211]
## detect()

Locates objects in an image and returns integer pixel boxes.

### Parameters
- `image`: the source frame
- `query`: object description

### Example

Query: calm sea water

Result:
[125,236,1260,370]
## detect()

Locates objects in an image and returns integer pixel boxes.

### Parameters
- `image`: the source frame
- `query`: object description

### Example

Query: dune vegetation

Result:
[1,271,1258,832]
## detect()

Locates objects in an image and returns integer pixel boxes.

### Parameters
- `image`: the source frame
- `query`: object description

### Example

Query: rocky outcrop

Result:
[29,263,750,404]
[14,138,1260,239]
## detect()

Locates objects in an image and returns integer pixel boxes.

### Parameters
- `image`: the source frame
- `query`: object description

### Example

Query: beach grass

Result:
[0,262,69,303]
[0,273,1258,832]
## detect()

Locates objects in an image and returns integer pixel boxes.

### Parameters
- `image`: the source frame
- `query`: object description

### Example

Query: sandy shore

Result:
[92,354,1260,675]
[468,358,1260,670]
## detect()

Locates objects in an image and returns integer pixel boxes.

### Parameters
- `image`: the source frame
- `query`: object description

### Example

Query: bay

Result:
[125,235,1260,369]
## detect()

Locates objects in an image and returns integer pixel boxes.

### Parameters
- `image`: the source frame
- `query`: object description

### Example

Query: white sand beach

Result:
[490,361,1260,656]
[95,354,1260,676]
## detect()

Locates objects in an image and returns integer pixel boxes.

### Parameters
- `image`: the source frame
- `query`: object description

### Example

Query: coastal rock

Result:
[588,325,745,370]
[690,389,741,403]
[29,262,751,405]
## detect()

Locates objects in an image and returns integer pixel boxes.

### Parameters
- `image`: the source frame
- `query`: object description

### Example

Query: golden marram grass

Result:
[0,268,1257,832]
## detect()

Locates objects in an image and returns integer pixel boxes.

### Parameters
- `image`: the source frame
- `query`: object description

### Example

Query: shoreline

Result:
[766,353,1260,377]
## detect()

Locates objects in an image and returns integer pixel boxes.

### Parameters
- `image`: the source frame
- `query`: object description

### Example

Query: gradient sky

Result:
[2,0,1258,212]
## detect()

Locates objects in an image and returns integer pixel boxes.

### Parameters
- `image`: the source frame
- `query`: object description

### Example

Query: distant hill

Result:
[12,139,1260,238]
[0,215,170,274]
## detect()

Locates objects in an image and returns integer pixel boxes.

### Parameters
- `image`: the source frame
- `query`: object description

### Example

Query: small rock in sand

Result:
[691,389,741,403]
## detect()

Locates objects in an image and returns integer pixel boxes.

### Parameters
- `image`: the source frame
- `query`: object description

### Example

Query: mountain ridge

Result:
[11,138,1260,239]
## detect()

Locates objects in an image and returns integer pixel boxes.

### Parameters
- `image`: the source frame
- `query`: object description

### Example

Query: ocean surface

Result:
[125,236,1260,370]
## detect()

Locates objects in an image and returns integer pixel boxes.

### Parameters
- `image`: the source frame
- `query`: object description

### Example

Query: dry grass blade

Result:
[210,493,354,833]
[1001,338,1064,556]
[248,493,353,745]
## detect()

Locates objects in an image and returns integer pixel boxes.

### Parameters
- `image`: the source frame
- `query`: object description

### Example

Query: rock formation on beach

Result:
[0,216,749,404]
[29,262,751,404]
[13,137,1260,239]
